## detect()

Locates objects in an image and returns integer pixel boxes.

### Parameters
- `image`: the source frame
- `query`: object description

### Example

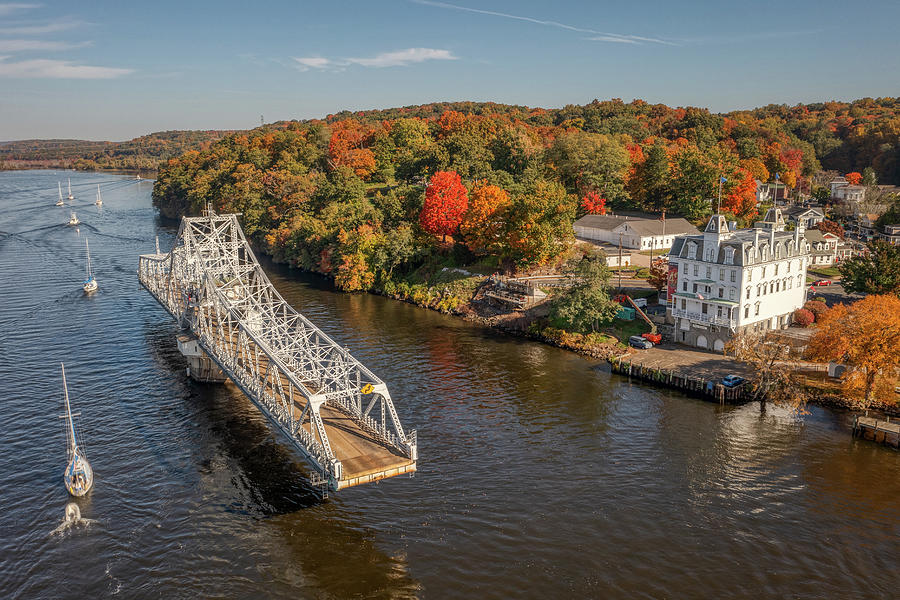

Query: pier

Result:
[853,415,900,448]
[138,210,417,492]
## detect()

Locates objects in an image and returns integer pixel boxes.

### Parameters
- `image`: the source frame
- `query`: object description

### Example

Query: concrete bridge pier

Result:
[176,334,227,382]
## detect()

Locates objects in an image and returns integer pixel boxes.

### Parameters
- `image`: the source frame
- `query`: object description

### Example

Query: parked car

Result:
[721,374,745,388]
[629,335,653,349]
[812,279,832,286]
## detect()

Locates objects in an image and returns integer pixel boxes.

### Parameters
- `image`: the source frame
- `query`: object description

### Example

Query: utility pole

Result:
[618,232,623,291]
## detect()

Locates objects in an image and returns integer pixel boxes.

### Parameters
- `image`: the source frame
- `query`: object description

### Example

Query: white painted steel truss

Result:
[138,211,417,489]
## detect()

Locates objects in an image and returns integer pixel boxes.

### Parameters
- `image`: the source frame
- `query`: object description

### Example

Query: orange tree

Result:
[806,295,900,407]
[419,170,468,242]
[459,181,509,254]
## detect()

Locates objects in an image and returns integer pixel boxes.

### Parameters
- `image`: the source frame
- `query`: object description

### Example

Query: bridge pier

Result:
[176,334,227,382]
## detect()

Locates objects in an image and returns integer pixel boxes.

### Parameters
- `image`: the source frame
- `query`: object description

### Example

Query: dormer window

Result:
[687,242,697,259]
[724,247,735,265]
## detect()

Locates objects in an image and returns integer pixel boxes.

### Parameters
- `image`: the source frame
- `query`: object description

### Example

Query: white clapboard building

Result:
[573,214,698,251]
[667,210,811,350]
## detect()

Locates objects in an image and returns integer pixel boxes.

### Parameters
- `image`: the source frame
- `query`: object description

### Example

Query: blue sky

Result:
[1,0,898,140]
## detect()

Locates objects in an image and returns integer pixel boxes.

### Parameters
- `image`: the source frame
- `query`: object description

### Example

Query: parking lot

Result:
[626,343,754,382]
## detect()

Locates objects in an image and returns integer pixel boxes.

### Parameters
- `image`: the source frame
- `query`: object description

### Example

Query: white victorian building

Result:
[667,210,811,351]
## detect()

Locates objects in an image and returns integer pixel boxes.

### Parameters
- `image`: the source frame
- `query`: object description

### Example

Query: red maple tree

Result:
[580,191,607,215]
[420,171,468,241]
[845,171,862,185]
[722,168,758,220]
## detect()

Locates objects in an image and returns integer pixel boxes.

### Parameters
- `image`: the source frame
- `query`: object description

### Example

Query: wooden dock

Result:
[853,416,900,448]
[608,356,753,404]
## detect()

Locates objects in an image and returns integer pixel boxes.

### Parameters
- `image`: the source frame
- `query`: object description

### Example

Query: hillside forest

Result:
[149,97,900,295]
[0,130,235,172]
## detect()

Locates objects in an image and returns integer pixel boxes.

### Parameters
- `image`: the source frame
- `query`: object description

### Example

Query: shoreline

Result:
[273,260,900,418]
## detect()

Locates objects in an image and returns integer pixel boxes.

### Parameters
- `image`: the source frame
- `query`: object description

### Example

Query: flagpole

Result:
[717,175,723,214]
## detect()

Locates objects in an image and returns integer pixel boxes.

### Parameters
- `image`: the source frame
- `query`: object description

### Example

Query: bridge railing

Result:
[139,211,417,487]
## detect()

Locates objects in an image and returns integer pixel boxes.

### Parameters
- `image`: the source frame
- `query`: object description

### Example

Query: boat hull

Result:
[64,454,93,497]
[83,279,98,293]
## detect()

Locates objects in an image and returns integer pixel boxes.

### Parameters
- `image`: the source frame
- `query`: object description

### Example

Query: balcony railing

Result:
[672,307,736,328]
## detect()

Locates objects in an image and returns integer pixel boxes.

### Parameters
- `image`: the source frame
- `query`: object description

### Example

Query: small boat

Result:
[83,238,97,292]
[56,182,65,206]
[94,184,102,207]
[60,363,93,497]
[135,174,142,180]
[67,212,80,226]
[67,178,74,201]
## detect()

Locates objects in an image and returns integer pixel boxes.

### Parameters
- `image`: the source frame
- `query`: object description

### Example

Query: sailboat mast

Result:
[85,239,92,279]
[58,182,63,200]
[68,179,71,196]
[61,363,78,453]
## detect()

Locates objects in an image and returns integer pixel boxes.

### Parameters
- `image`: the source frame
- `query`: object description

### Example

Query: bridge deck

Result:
[207,314,415,489]
[140,268,414,490]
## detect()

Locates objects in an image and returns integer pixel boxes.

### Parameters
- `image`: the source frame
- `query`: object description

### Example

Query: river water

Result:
[0,170,897,599]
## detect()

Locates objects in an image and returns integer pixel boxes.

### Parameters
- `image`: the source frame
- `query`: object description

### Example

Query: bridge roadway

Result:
[138,212,416,493]
[205,310,416,489]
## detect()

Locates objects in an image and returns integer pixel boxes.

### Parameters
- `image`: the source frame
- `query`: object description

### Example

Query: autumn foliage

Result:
[812,220,845,240]
[459,181,510,254]
[420,171,468,240]
[792,308,814,327]
[721,168,758,220]
[580,191,607,215]
[328,119,376,179]
[806,295,900,407]
[845,171,862,185]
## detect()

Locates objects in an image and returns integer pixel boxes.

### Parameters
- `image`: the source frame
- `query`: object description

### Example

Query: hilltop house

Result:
[573,214,698,252]
[882,224,900,245]
[667,212,810,351]
[784,206,825,229]
[803,229,841,266]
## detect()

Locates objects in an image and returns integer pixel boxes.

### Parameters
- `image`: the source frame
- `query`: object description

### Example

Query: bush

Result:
[803,300,828,320]
[793,308,815,327]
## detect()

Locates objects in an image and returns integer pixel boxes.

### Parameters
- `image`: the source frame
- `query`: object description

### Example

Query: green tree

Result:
[838,240,900,296]
[550,256,620,333]
[630,141,671,210]
[504,178,576,266]
[546,131,630,201]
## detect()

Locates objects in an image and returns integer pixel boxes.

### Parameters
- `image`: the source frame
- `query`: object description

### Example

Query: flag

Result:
[697,293,705,300]
[720,176,727,184]
[775,172,780,181]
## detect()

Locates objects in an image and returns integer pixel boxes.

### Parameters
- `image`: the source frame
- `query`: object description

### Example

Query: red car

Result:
[812,279,832,286]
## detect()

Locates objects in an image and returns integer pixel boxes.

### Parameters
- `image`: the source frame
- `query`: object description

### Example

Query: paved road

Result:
[805,281,864,307]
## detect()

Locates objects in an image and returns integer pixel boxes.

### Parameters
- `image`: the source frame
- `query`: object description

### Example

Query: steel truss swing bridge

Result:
[139,210,417,492]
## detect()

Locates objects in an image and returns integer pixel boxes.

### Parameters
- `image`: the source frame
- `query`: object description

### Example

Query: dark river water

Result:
[0,170,898,599]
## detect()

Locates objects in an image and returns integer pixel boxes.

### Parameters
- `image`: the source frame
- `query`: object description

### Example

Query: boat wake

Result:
[50,503,98,536]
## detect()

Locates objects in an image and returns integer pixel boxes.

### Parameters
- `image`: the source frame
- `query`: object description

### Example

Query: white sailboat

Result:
[94,184,102,207]
[67,178,74,201]
[83,238,97,292]
[56,182,65,206]
[67,211,80,226]
[60,363,93,497]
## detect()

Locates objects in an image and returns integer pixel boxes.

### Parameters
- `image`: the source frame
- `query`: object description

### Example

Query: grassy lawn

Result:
[605,318,651,342]
[808,266,841,278]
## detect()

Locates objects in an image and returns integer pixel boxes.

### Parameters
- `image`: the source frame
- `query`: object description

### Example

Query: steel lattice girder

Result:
[138,211,417,485]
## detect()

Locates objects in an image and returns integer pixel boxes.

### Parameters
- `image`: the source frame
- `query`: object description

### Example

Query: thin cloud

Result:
[0,56,132,78]
[293,48,457,71]
[294,56,332,70]
[0,21,83,35]
[0,39,89,51]
[0,3,39,17]
[411,0,675,46]
[348,48,455,67]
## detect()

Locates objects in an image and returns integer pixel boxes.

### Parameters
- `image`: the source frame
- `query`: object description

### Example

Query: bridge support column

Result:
[176,334,227,383]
